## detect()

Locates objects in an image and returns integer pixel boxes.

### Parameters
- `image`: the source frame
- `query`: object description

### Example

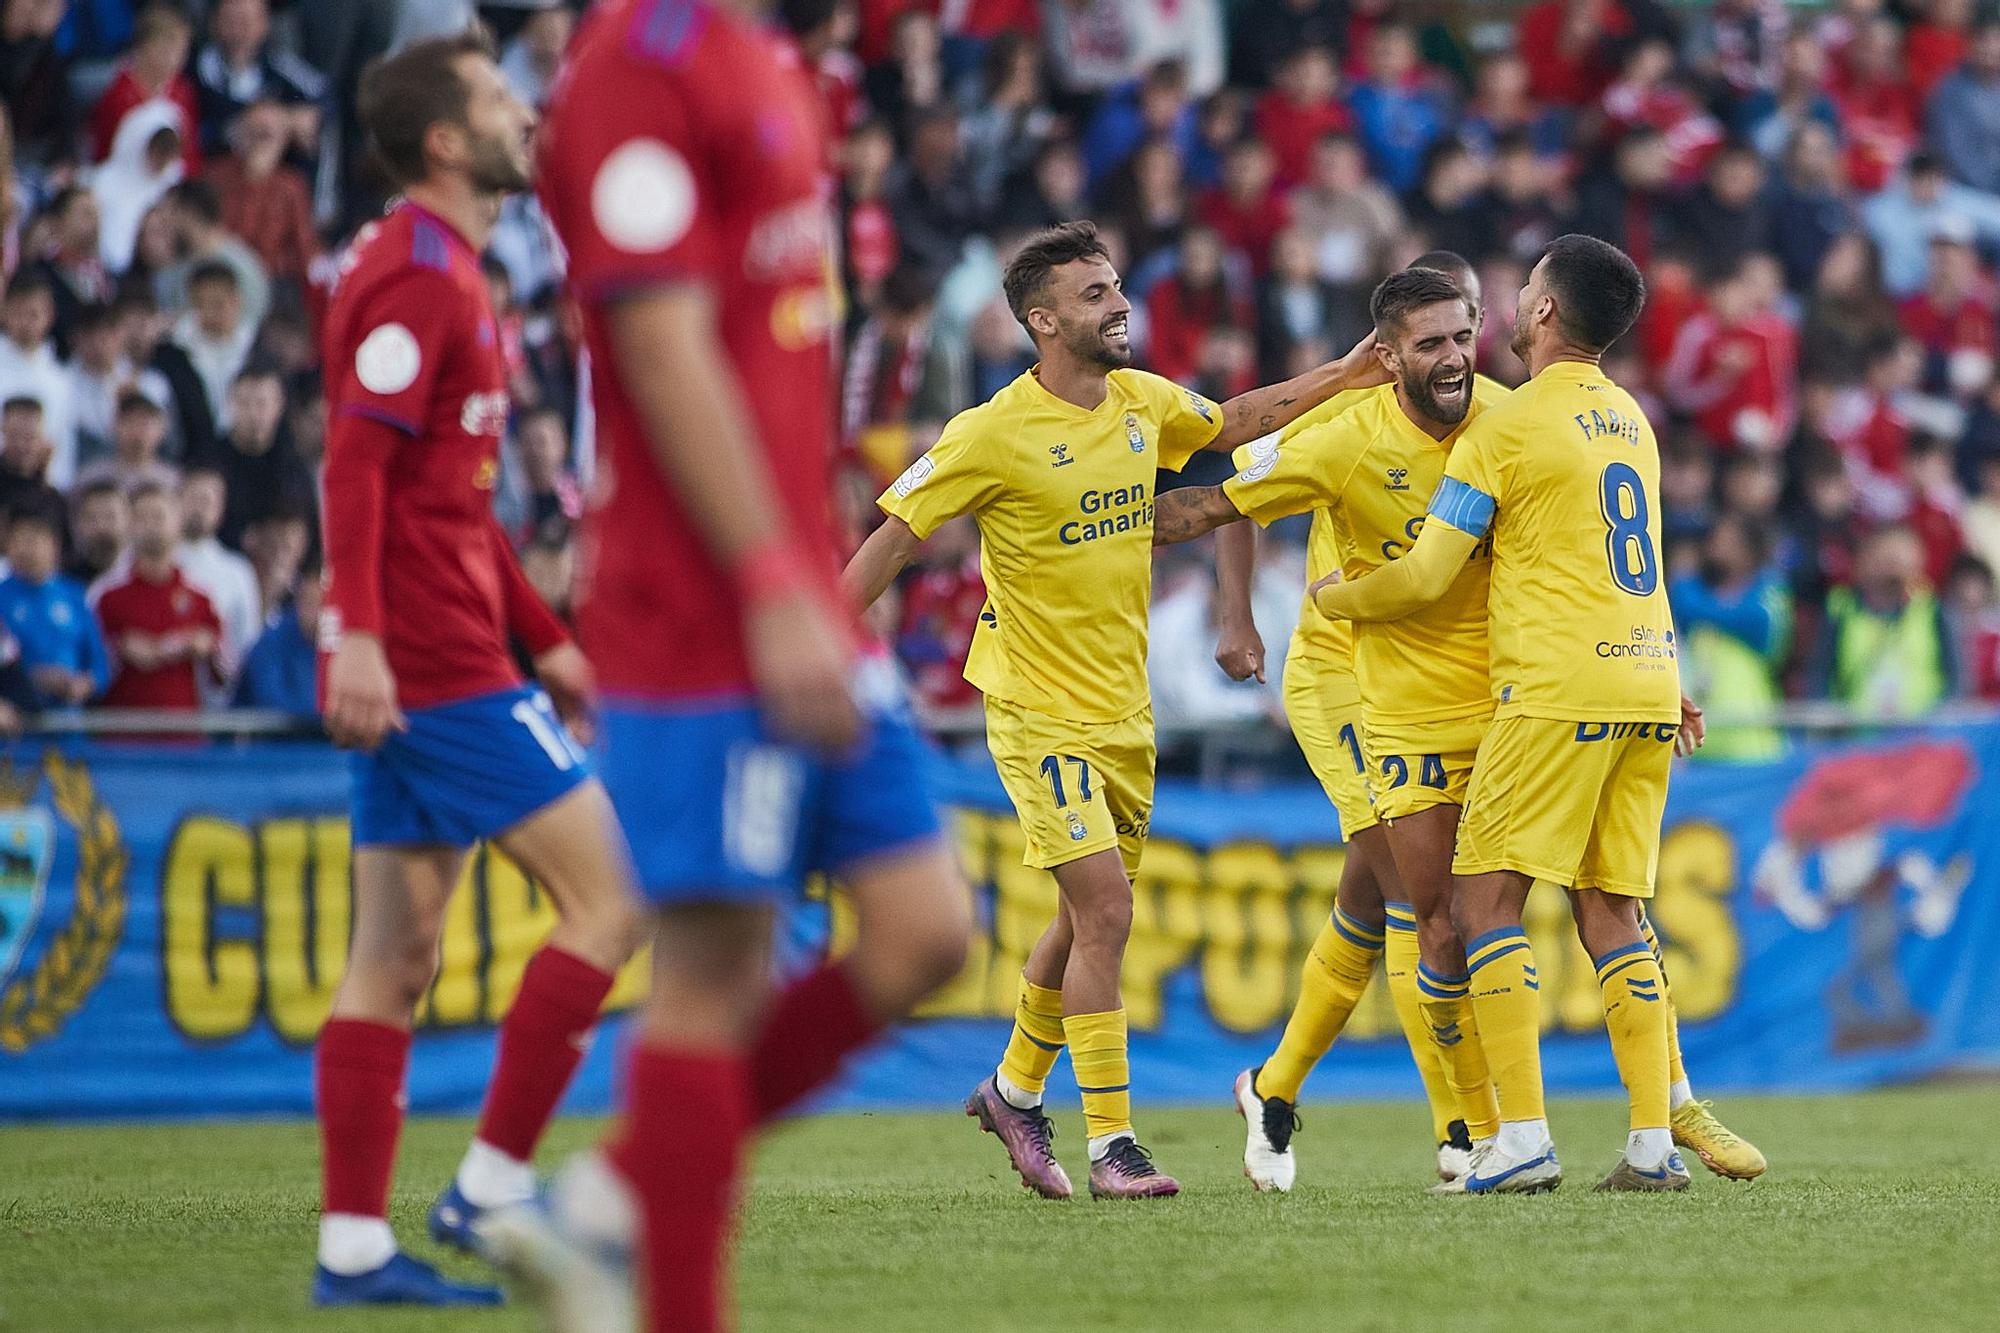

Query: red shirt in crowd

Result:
[1664,310,1799,452]
[1898,290,1999,363]
[1906,22,1969,103]
[1599,80,1722,185]
[1145,276,1253,386]
[319,202,569,710]
[95,565,221,709]
[897,556,986,711]
[1195,187,1291,274]
[1254,90,1353,191]
[1519,0,1634,106]
[1831,64,1921,194]
[91,66,202,174]
[541,0,853,700]
[206,156,320,281]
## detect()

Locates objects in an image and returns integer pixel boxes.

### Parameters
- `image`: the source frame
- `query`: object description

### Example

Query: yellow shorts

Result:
[1363,711,1492,822]
[1281,656,1376,838]
[1453,716,1674,896]
[984,695,1155,874]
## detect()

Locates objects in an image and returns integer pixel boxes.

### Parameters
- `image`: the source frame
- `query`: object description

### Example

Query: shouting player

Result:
[312,32,642,1308]
[485,3,972,1329]
[1314,235,1702,1192]
[843,221,1387,1200]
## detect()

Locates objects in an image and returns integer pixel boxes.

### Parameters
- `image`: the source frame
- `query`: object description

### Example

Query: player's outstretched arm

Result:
[1212,522,1264,683]
[843,515,922,612]
[1152,484,1245,546]
[1207,332,1390,451]
[1312,519,1476,622]
[606,287,859,752]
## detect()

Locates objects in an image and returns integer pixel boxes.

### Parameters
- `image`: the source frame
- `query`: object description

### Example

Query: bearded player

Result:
[844,222,1386,1201]
[479,3,972,1329]
[312,31,644,1308]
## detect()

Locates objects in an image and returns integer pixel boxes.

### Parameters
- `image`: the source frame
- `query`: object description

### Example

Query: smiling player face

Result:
[1382,299,1477,428]
[452,52,537,195]
[1037,256,1133,371]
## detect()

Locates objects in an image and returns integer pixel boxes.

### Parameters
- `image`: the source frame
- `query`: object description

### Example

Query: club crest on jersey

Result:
[1050,443,1073,467]
[1386,468,1410,491]
[1065,809,1089,842]
[461,390,509,439]
[1124,413,1145,453]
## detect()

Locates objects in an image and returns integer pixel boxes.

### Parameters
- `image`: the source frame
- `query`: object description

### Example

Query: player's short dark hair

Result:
[188,258,240,292]
[358,27,499,189]
[1536,233,1645,353]
[1408,249,1476,290]
[166,178,221,226]
[1002,221,1111,336]
[1369,266,1467,335]
[2,395,42,417]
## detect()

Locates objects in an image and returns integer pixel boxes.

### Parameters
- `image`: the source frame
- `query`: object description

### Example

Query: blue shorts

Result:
[596,688,944,906]
[350,686,591,848]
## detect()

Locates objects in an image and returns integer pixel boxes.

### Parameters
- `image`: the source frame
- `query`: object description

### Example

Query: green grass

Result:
[2,1087,1994,1332]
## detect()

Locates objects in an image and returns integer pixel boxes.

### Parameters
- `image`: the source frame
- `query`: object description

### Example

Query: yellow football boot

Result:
[1671,1100,1767,1180]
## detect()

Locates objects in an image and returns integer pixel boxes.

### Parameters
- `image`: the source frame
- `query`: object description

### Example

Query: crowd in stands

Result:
[1,0,1998,757]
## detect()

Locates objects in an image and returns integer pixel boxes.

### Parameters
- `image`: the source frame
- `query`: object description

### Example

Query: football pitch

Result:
[3,1085,1994,1332]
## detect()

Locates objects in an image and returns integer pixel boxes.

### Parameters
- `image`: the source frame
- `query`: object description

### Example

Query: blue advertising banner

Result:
[0,728,1995,1121]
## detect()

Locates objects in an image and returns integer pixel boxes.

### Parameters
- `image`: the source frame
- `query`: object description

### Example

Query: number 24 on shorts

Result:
[1381,753,1446,789]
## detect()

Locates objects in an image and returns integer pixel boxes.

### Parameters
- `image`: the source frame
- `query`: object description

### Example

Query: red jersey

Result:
[540,0,846,700]
[95,565,220,710]
[320,202,568,709]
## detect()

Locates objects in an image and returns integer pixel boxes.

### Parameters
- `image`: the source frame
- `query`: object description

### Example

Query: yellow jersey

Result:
[1225,377,1510,727]
[1433,360,1679,723]
[878,366,1222,723]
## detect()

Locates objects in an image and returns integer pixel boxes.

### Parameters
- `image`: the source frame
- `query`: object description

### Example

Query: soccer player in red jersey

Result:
[481,2,971,1328]
[93,480,225,710]
[310,31,642,1309]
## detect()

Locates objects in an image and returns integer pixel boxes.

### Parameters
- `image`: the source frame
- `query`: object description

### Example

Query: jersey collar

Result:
[1022,365,1120,420]
[396,199,478,261]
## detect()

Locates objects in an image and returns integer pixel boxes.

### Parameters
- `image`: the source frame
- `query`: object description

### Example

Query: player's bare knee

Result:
[1067,890,1132,951]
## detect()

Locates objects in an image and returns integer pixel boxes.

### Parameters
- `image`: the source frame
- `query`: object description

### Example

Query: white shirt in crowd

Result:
[0,333,77,487]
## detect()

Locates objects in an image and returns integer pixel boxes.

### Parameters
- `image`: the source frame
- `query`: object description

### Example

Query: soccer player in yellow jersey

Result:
[1315,235,1704,1193]
[842,222,1385,1199]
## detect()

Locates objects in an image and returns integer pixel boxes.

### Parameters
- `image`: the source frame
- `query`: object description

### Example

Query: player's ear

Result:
[1027,307,1057,341]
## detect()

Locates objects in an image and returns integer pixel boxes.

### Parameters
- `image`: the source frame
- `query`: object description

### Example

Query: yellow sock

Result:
[1258,905,1382,1103]
[1064,1009,1132,1141]
[1464,926,1546,1124]
[996,978,1066,1098]
[1638,909,1688,1087]
[1595,942,1671,1131]
[1416,962,1501,1140]
[1384,903,1459,1143]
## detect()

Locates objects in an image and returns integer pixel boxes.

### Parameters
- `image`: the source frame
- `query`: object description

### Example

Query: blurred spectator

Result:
[1664,252,1797,453]
[92,480,222,711]
[1720,449,1786,527]
[206,100,319,289]
[1658,434,1716,547]
[1671,514,1791,760]
[93,107,186,278]
[1905,433,1967,588]
[233,552,318,712]
[864,6,944,131]
[1861,154,2000,297]
[1768,122,1857,294]
[1255,45,1349,191]
[1406,139,1492,262]
[500,407,582,549]
[1461,54,1569,160]
[1682,0,1787,101]
[1106,135,1188,272]
[1928,17,2000,196]
[1909,0,1975,104]
[175,464,260,681]
[1519,0,1664,108]
[1042,0,1143,99]
[65,478,128,586]
[1347,24,1451,196]
[1787,448,1864,613]
[1898,229,1997,400]
[90,2,199,175]
[1228,0,1344,90]
[498,1,573,110]
[64,303,128,467]
[192,0,326,159]
[843,264,936,450]
[1148,543,1297,725]
[1483,133,1564,265]
[1600,39,1722,186]
[211,365,311,548]
[1802,232,1902,382]
[175,261,255,428]
[1959,454,2000,585]
[1673,140,1770,274]
[0,270,72,485]
[238,498,310,620]
[1825,334,1922,507]
[114,289,214,461]
[961,32,1058,211]
[1143,225,1249,385]
[840,118,902,302]
[1808,523,1956,715]
[998,134,1086,235]
[155,180,271,333]
[30,187,111,353]
[1082,58,1194,193]
[1833,15,1922,193]
[0,496,108,708]
[1184,87,1244,189]
[887,105,975,274]
[1257,227,1339,380]
[0,0,69,167]
[0,395,58,516]
[1572,127,1679,271]
[1133,0,1226,99]
[1737,31,1842,162]
[517,525,572,625]
[75,391,176,494]
[1196,137,1287,271]
[895,514,983,712]
[1289,133,1402,292]
[782,0,863,158]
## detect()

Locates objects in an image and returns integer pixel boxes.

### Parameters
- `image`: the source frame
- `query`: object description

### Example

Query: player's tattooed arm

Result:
[1152,484,1246,546]
[1206,331,1391,450]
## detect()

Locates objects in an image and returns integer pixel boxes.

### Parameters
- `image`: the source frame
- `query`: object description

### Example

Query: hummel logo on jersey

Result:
[1386,468,1410,491]
[1050,443,1074,467]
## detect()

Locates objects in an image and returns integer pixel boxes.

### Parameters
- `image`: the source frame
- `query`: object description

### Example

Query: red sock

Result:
[476,946,616,1160]
[315,1018,411,1217]
[613,1044,749,1333]
[749,961,883,1124]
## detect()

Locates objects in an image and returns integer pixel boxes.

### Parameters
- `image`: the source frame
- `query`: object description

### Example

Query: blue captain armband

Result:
[1428,477,1495,538]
